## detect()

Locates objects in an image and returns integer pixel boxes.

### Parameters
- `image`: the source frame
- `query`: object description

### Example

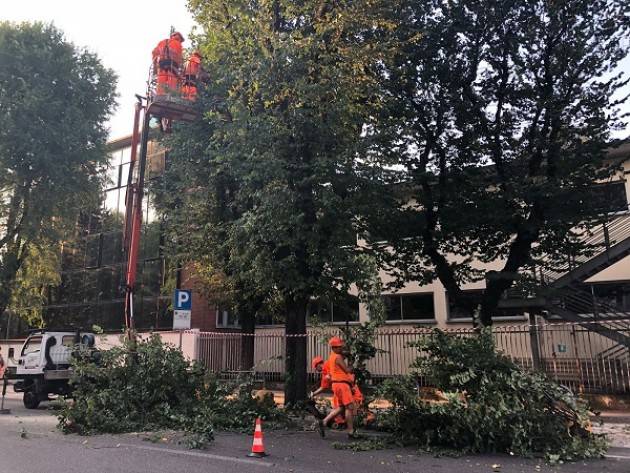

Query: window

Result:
[120,162,131,187]
[591,283,630,312]
[216,308,240,328]
[101,230,123,266]
[447,289,483,320]
[140,220,161,259]
[85,234,102,268]
[106,162,121,189]
[139,260,162,297]
[332,294,360,323]
[82,270,100,302]
[365,210,426,243]
[586,181,628,214]
[383,295,402,320]
[104,188,121,215]
[308,294,360,324]
[383,293,434,321]
[61,335,76,348]
[447,289,524,319]
[41,142,173,333]
[256,310,284,326]
[402,294,435,319]
[22,336,42,356]
[97,266,122,300]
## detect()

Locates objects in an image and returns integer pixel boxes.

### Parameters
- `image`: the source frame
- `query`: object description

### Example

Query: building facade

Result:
[41,136,169,331]
[33,135,630,335]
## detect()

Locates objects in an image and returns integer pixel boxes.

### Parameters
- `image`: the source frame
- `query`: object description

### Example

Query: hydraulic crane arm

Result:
[121,37,200,334]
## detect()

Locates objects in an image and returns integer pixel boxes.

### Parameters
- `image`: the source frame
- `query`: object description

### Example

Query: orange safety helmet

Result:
[328,336,344,348]
[170,31,185,42]
[311,356,325,369]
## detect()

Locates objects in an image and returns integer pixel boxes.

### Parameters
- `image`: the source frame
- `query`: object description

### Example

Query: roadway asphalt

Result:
[1,392,630,473]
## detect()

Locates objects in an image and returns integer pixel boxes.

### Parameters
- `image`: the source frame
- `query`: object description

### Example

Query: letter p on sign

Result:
[174,289,192,310]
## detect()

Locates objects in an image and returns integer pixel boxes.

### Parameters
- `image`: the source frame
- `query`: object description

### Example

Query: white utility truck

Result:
[11,329,96,409]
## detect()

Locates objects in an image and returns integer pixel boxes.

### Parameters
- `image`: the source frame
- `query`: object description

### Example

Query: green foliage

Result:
[377,330,608,461]
[57,335,289,448]
[199,376,291,432]
[158,0,386,302]
[361,0,630,324]
[58,335,207,435]
[8,245,61,327]
[0,21,117,319]
[340,322,381,388]
[339,255,386,387]
[154,0,396,402]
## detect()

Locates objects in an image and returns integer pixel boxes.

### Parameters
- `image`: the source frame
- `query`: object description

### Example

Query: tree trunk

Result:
[284,297,308,407]
[479,284,501,327]
[234,289,264,371]
[0,187,30,319]
[0,245,28,319]
[479,210,542,326]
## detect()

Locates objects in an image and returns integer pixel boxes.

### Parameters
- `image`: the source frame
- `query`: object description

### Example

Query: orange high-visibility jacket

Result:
[327,352,353,383]
[184,53,202,81]
[319,359,332,390]
[152,37,183,70]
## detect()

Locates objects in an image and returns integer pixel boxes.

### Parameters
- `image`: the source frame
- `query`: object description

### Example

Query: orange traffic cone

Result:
[247,417,268,458]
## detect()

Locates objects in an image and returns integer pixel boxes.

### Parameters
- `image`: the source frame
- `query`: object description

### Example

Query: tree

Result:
[0,22,117,319]
[362,0,630,325]
[152,117,272,372]
[8,244,61,328]
[154,0,395,404]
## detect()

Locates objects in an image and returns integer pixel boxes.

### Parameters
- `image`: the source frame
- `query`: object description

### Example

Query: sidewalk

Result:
[593,411,630,448]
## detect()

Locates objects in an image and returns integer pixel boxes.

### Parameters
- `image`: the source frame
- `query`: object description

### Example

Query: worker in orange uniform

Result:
[310,356,332,397]
[311,355,353,432]
[152,31,185,96]
[182,51,203,101]
[322,337,359,438]
[313,354,363,410]
[309,356,334,436]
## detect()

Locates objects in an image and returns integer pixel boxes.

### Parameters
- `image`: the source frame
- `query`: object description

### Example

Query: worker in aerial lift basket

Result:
[152,31,185,96]
[182,50,203,101]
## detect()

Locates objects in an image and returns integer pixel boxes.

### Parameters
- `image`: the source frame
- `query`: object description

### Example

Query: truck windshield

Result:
[22,336,43,356]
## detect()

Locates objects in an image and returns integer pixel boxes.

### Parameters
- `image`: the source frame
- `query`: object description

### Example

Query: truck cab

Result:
[13,330,96,409]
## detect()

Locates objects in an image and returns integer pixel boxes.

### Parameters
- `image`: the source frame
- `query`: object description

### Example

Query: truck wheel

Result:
[23,391,41,409]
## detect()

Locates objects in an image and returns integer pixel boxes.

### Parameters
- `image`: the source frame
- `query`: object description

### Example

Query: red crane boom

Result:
[122,31,199,335]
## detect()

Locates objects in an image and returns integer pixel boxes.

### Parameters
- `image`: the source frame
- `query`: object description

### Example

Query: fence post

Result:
[528,313,542,371]
[387,332,394,377]
[570,325,584,393]
[192,329,199,361]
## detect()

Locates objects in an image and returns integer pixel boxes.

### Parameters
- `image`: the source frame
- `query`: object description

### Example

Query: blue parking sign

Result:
[174,289,192,310]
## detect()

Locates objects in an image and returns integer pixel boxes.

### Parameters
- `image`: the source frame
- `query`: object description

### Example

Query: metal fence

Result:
[196,322,630,394]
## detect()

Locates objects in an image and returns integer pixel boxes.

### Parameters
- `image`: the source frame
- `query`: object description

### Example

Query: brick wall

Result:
[179,264,217,332]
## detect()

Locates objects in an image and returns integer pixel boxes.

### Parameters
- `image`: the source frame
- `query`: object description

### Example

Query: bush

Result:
[58,335,289,447]
[377,329,607,462]
[196,375,290,432]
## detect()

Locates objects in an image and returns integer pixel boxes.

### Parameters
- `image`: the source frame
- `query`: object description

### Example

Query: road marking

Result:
[118,443,274,467]
[605,454,630,460]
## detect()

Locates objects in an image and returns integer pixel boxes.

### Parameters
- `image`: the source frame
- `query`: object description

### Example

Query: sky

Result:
[3,0,196,140]
[2,1,630,141]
